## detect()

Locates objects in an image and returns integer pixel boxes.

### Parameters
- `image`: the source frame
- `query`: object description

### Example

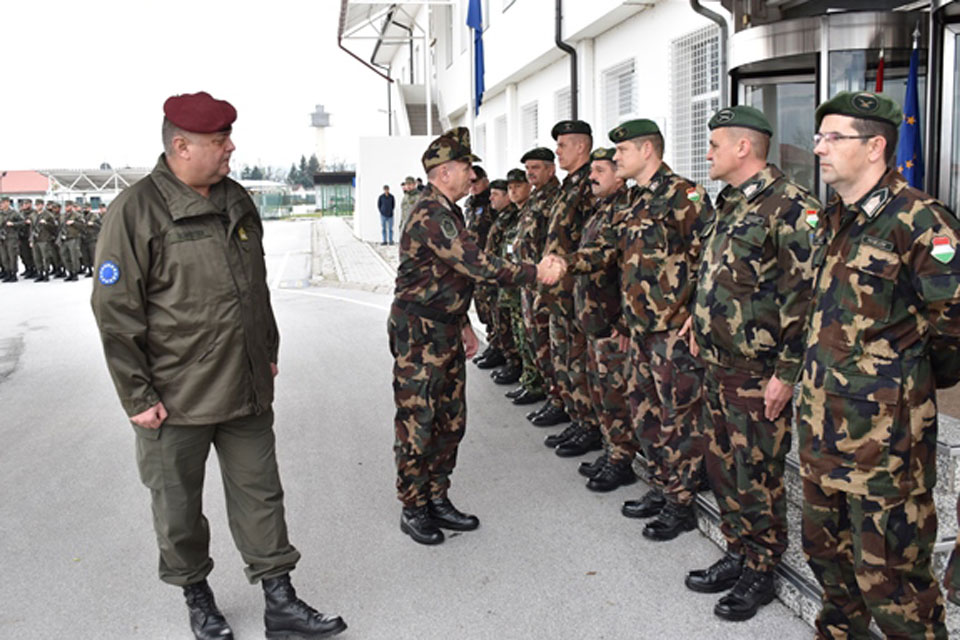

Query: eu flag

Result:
[896,47,924,189]
[467,0,485,115]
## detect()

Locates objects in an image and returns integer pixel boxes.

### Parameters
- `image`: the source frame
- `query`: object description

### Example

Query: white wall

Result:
[355,136,432,242]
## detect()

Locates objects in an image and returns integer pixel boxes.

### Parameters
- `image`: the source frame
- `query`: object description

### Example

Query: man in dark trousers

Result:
[378,184,396,245]
[91,91,346,640]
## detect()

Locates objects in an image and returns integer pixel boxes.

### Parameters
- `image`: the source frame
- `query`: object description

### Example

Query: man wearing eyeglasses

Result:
[798,90,957,639]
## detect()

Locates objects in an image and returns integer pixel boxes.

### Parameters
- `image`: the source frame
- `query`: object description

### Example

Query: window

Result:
[460,0,469,54]
[444,5,453,68]
[521,101,539,152]
[495,115,508,175]
[555,87,572,122]
[602,59,637,135]
[671,25,721,198]
[475,123,487,162]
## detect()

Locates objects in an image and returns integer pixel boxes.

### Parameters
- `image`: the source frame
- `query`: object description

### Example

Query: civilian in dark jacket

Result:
[378,185,396,245]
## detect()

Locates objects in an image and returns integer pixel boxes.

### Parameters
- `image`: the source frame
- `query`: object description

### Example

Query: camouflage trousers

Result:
[702,363,790,572]
[945,499,960,605]
[511,306,543,394]
[549,313,597,430]
[522,290,563,409]
[388,307,467,508]
[495,302,518,364]
[474,285,496,344]
[628,327,703,506]
[802,480,946,639]
[586,334,636,464]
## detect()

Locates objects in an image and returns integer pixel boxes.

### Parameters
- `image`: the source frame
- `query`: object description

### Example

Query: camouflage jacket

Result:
[394,184,536,321]
[540,162,596,316]
[513,176,560,266]
[693,164,820,383]
[567,163,712,334]
[574,186,631,337]
[463,189,490,232]
[492,203,523,308]
[797,169,960,497]
[467,192,496,250]
[399,190,421,235]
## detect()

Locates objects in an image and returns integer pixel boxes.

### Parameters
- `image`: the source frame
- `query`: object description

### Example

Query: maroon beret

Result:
[163,91,237,133]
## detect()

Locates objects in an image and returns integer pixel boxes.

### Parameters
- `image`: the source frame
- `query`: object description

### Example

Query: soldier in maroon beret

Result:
[91,92,347,640]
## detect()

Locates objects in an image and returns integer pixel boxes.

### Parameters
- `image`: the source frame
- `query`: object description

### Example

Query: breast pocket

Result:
[727,220,769,285]
[822,368,901,470]
[842,239,900,323]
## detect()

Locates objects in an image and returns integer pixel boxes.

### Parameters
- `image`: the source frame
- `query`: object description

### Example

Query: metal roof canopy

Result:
[41,167,150,193]
[338,1,453,66]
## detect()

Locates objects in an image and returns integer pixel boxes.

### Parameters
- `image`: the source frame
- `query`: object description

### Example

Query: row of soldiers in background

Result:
[0,197,105,282]
[454,92,960,638]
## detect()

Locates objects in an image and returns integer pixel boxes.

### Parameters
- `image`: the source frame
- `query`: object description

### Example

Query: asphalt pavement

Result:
[0,219,812,639]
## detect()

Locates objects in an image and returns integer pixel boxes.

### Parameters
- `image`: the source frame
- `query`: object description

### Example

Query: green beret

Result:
[590,147,616,162]
[403,176,416,184]
[489,179,508,191]
[551,120,592,140]
[708,105,773,136]
[422,127,481,172]
[506,168,528,183]
[520,147,555,163]
[815,91,903,128]
[608,119,660,143]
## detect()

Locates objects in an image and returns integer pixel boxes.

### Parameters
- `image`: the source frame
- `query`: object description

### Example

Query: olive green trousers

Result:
[133,409,301,586]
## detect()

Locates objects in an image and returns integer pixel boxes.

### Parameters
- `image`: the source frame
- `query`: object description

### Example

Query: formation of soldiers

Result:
[0,197,105,282]
[394,90,960,638]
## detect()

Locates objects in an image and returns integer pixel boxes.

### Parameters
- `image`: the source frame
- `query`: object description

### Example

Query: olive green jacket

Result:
[91,155,279,425]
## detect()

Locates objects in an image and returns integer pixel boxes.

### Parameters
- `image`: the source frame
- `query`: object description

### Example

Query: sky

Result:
[0,0,388,172]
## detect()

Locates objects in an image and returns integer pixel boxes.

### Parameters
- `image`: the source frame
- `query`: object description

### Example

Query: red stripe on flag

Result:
[933,236,950,246]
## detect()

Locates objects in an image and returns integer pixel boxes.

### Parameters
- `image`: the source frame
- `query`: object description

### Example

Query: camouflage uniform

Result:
[466,191,497,344]
[389,183,536,507]
[399,188,421,237]
[693,164,819,572]
[575,185,635,463]
[484,202,520,365]
[797,169,957,638]
[514,176,561,402]
[567,162,711,505]
[540,162,597,430]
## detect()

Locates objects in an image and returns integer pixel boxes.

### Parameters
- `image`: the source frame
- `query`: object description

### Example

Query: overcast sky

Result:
[0,0,388,172]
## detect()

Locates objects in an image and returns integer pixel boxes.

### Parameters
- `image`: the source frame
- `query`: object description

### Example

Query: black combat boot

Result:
[555,427,602,457]
[428,497,479,531]
[65,272,78,281]
[712,567,776,621]
[473,345,495,364]
[512,388,545,405]
[182,580,234,640]
[492,363,521,384]
[622,488,666,519]
[685,551,744,593]
[642,501,697,541]
[578,452,608,478]
[262,574,347,639]
[505,386,525,400]
[35,274,49,282]
[586,457,637,492]
[531,404,570,427]
[544,423,582,448]
[476,349,506,369]
[527,400,552,421]
[400,505,444,545]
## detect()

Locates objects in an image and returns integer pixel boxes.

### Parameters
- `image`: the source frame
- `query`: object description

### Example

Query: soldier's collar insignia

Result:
[98,260,120,286]
[741,181,762,200]
[932,236,956,264]
[805,209,819,229]
[648,178,661,193]
[440,215,459,240]
[860,187,890,218]
[237,226,249,241]
[686,187,701,203]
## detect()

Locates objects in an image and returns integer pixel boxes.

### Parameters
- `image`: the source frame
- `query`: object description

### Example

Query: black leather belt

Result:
[394,299,463,325]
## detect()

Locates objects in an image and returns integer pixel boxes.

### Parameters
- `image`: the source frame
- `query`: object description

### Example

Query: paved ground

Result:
[0,219,811,639]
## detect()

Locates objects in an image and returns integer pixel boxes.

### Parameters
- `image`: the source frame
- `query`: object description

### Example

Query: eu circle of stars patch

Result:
[98,260,120,286]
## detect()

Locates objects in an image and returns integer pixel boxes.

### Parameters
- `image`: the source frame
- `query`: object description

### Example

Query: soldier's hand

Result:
[678,316,699,357]
[461,324,479,359]
[611,327,630,353]
[270,362,278,377]
[763,375,793,421]
[130,401,168,430]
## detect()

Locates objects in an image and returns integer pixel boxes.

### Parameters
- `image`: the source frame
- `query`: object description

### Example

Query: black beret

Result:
[551,120,592,140]
[489,179,508,191]
[506,168,528,183]
[520,147,555,163]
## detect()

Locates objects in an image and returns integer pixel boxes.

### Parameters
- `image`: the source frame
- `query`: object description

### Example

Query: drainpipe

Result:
[690,0,728,106]
[555,0,578,120]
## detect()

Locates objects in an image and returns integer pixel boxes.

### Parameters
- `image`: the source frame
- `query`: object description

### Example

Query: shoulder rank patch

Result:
[805,209,819,229]
[440,216,459,240]
[98,260,120,286]
[238,226,249,241]
[932,236,956,264]
[686,188,701,203]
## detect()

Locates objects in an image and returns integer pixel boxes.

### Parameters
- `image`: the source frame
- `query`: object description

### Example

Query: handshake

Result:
[535,254,567,286]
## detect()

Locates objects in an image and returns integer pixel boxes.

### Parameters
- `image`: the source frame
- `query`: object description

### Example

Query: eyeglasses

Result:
[813,132,875,146]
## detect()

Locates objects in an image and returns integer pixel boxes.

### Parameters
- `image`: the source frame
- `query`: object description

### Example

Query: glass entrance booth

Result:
[728,7,960,210]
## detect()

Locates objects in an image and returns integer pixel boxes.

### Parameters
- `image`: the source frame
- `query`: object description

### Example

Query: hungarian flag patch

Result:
[686,188,700,203]
[932,236,956,264]
[805,209,818,229]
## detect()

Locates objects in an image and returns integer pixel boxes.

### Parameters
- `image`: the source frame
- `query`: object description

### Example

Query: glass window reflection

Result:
[744,82,816,192]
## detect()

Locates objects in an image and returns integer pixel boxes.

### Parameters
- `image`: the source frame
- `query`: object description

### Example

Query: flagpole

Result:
[468,16,476,140]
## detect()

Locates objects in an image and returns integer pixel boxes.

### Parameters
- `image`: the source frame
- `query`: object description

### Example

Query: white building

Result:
[340,0,960,242]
